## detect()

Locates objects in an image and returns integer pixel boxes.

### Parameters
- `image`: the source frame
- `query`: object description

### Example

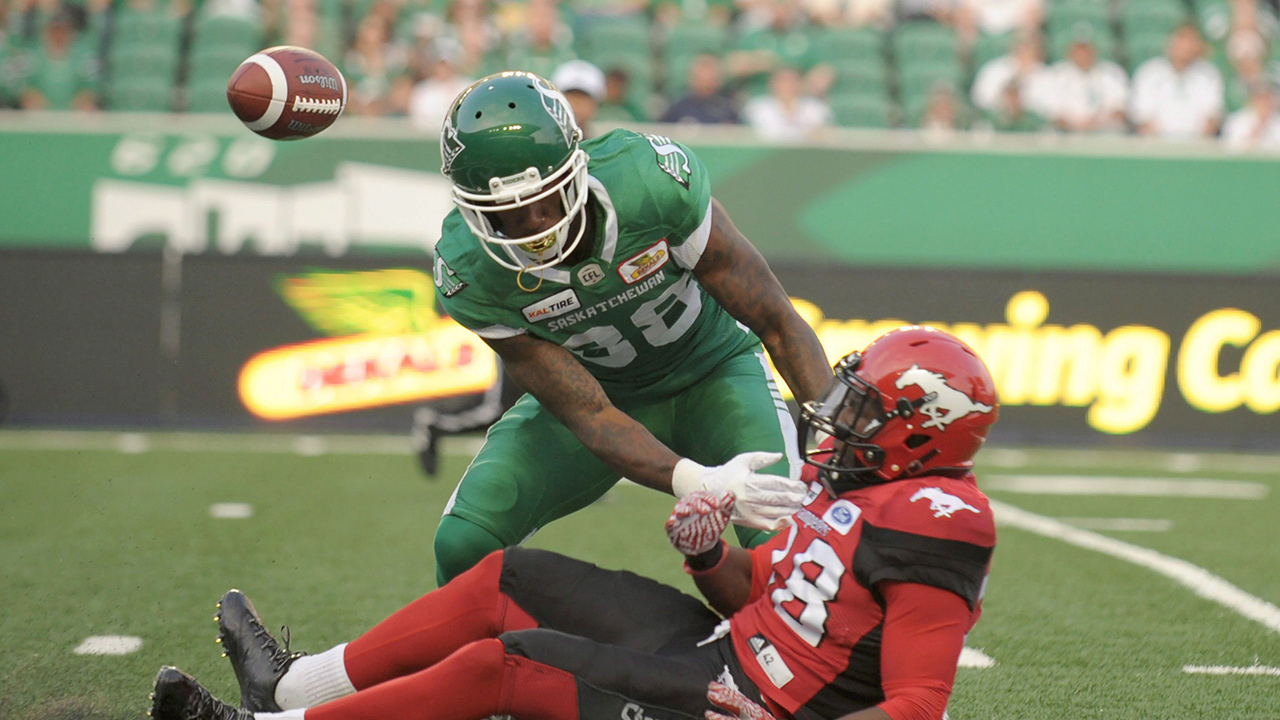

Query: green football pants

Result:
[433,349,799,584]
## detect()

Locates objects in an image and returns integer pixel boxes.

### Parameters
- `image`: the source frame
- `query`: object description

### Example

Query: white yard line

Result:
[1183,665,1280,677]
[980,448,1280,475]
[73,635,143,655]
[958,647,995,668]
[209,503,254,519]
[984,475,1268,499]
[1058,518,1174,532]
[991,500,1280,635]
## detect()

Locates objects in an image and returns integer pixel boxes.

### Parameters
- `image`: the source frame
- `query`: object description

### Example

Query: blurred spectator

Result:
[1041,23,1128,133]
[654,0,734,29]
[897,0,960,27]
[803,0,893,29]
[979,78,1048,132]
[595,65,646,121]
[955,0,1043,48]
[552,58,606,134]
[500,0,575,80]
[345,14,408,115]
[661,53,739,124]
[919,81,968,139]
[1223,30,1272,112]
[727,0,833,99]
[1131,23,1225,139]
[971,31,1050,116]
[1221,80,1280,148]
[18,5,97,110]
[444,0,502,76]
[572,0,650,24]
[408,38,476,133]
[742,65,833,140]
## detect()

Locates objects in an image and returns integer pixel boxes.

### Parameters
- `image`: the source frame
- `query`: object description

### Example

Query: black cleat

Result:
[215,589,304,713]
[149,666,253,720]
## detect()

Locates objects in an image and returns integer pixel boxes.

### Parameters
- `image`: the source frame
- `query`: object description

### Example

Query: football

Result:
[226,46,347,140]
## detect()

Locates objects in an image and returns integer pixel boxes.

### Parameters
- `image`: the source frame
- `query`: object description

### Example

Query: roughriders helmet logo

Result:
[895,364,994,430]
[532,78,577,147]
[910,487,981,518]
[644,134,691,189]
[440,117,465,174]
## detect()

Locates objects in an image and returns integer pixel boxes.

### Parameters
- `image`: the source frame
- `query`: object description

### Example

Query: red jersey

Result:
[728,465,995,720]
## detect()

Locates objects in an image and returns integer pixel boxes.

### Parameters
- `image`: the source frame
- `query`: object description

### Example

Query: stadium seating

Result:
[109,75,174,111]
[829,90,894,128]
[10,0,1259,135]
[1119,0,1188,38]
[892,21,958,64]
[812,27,884,63]
[185,14,264,111]
[830,57,889,96]
[1124,30,1169,71]
[105,6,182,110]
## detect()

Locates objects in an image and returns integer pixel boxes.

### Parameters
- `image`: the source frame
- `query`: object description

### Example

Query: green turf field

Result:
[2,431,1278,720]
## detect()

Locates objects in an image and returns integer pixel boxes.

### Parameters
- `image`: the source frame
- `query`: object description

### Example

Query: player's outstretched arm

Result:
[693,198,833,405]
[486,332,683,491]
[486,334,808,519]
[665,491,755,616]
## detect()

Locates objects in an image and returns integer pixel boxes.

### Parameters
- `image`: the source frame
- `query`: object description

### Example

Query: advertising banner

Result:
[1,250,1274,447]
[1,116,1278,275]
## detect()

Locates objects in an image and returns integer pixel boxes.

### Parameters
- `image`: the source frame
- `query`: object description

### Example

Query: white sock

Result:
[274,643,356,709]
[255,711,306,720]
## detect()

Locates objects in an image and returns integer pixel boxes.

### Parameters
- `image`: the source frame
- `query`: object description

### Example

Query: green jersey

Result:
[434,128,761,405]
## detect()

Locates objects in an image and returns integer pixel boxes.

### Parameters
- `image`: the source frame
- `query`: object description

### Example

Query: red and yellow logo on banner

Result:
[237,268,497,421]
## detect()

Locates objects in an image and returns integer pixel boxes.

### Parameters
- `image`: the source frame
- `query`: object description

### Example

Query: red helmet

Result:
[800,326,999,490]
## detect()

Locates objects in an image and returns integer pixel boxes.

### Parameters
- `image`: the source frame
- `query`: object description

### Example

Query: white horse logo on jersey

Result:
[895,365,993,430]
[910,487,981,518]
[643,133,691,188]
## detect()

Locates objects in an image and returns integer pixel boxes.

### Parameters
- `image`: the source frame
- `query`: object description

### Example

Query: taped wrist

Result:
[683,540,728,576]
[671,458,706,498]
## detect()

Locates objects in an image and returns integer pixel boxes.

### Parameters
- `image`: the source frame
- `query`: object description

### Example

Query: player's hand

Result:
[672,452,805,532]
[706,682,776,720]
[666,490,734,556]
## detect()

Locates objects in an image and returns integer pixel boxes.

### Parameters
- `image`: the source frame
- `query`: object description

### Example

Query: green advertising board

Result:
[2,113,1278,273]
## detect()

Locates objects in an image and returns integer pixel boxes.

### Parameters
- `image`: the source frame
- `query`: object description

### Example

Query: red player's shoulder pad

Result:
[858,474,995,548]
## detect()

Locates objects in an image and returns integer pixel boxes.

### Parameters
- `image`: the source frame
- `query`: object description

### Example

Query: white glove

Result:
[671,451,806,532]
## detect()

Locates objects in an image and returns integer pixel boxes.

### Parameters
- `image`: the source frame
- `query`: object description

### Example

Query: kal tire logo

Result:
[522,289,581,322]
[618,240,669,284]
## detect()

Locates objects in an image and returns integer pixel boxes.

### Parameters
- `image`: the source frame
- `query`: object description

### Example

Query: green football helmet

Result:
[440,71,590,273]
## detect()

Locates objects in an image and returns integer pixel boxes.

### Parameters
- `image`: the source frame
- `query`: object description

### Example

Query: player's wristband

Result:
[671,458,705,498]
[684,540,728,576]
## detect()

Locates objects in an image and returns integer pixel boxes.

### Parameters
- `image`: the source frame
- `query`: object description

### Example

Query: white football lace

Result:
[291,96,343,114]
